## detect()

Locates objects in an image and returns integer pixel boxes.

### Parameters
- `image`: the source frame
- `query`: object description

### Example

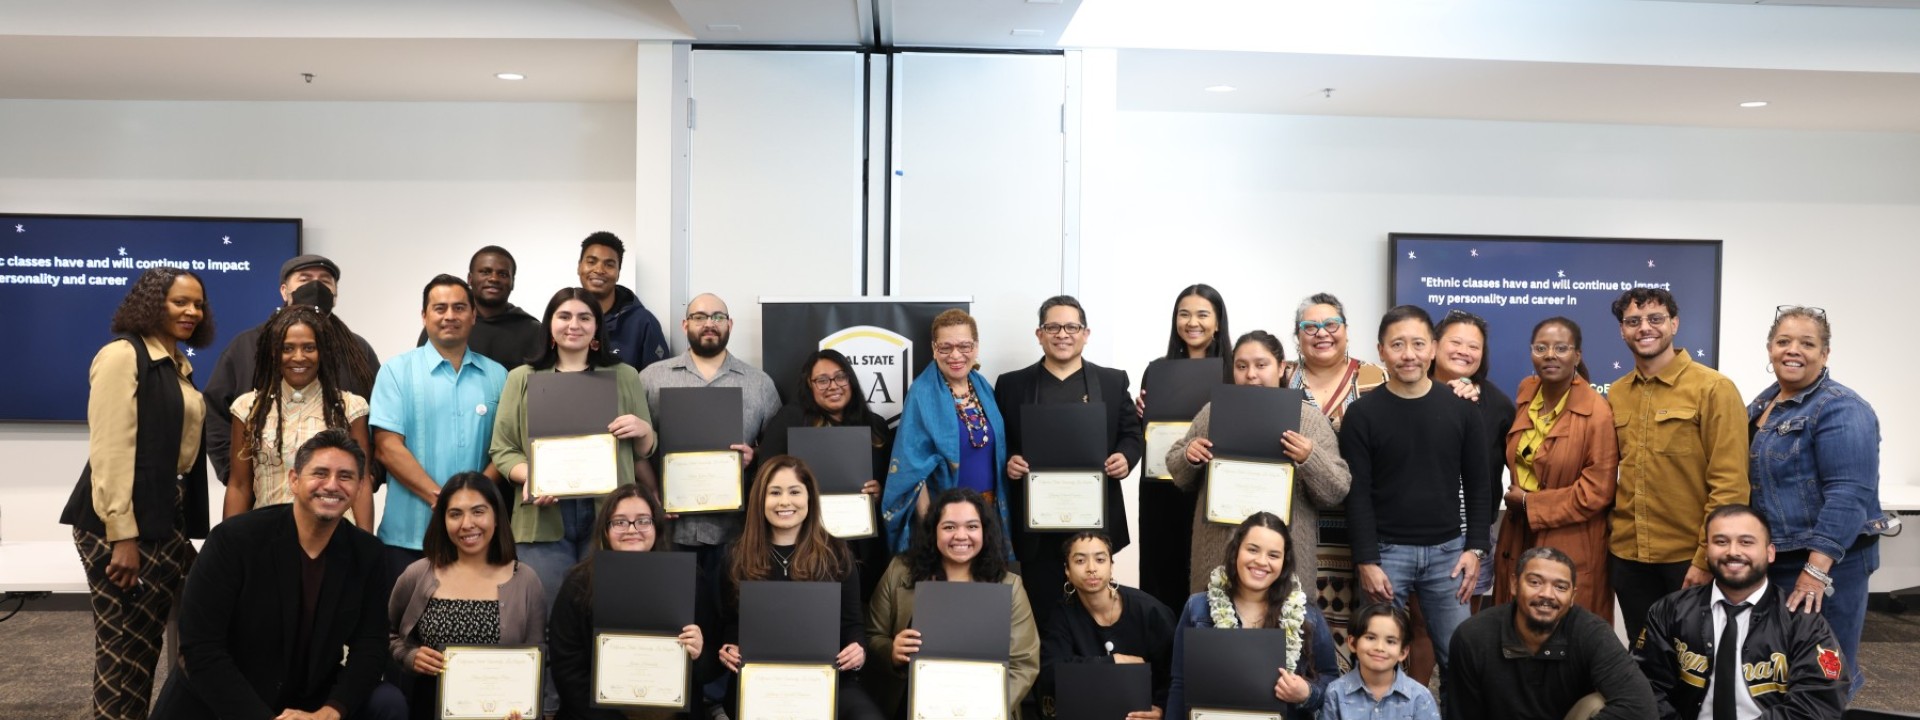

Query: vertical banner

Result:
[761,298,971,427]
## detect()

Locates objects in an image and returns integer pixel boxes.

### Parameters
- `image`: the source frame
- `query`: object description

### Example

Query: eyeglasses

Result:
[686,312,731,325]
[934,342,977,357]
[1620,313,1670,329]
[1298,317,1346,336]
[1775,305,1827,320]
[1531,343,1577,357]
[610,517,655,531]
[809,372,851,389]
[1039,323,1087,336]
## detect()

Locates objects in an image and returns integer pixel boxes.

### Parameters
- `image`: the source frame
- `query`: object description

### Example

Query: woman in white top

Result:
[224,304,373,524]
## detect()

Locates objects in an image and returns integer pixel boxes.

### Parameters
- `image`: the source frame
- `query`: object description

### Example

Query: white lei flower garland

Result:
[1205,565,1310,671]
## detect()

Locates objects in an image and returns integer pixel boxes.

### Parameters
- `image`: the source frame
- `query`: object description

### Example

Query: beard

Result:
[687,328,729,358]
[1521,600,1565,635]
[1712,555,1768,590]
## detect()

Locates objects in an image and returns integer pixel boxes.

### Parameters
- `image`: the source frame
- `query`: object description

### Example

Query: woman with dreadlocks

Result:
[222,303,375,525]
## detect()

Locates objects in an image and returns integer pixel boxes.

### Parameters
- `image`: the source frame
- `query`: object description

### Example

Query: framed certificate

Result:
[1025,471,1105,531]
[739,663,837,720]
[438,645,542,720]
[530,432,620,498]
[1143,421,1191,481]
[1189,709,1280,720]
[592,632,688,709]
[1203,458,1294,526]
[662,450,744,513]
[910,658,1009,720]
[819,492,877,539]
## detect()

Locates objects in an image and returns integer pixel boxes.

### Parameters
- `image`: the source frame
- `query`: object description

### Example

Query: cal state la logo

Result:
[821,325,911,426]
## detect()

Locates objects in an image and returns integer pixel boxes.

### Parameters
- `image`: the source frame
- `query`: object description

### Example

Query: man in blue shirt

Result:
[370,274,508,581]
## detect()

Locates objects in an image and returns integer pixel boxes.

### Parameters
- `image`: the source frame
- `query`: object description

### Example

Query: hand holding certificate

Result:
[1202,386,1304,526]
[439,645,542,719]
[530,433,620,498]
[1019,404,1108,531]
[1204,459,1294,526]
[593,552,698,711]
[789,427,878,539]
[527,372,623,499]
[911,659,1009,720]
[595,633,688,708]
[658,387,747,514]
[738,582,841,720]
[1143,358,1224,481]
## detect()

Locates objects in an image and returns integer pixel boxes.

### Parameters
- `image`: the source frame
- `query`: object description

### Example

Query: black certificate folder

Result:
[1056,664,1152,720]
[1142,358,1222,421]
[913,581,1014,662]
[787,426,872,494]
[592,551,695,633]
[1182,627,1288,713]
[658,386,744,452]
[1208,386,1303,460]
[741,581,841,663]
[1020,403,1107,469]
[527,371,619,438]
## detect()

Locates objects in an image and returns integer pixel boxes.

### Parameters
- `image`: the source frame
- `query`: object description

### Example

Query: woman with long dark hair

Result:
[224,304,374,524]
[60,267,216,720]
[1137,284,1231,611]
[1166,512,1339,720]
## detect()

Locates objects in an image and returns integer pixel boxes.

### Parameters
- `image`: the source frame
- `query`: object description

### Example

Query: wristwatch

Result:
[1468,548,1488,561]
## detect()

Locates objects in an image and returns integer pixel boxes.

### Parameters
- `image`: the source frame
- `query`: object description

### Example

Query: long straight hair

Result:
[796,349,887,449]
[529,287,619,371]
[421,472,517,567]
[729,456,850,584]
[1164,284,1232,382]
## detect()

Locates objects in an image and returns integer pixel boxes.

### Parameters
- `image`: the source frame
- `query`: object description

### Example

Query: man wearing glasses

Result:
[1607,287,1749,643]
[993,295,1145,628]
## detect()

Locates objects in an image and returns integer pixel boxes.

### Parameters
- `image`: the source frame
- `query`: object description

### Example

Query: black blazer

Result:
[994,360,1145,553]
[151,505,388,720]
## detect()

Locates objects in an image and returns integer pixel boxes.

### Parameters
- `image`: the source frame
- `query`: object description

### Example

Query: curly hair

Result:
[907,487,1008,585]
[110,267,216,348]
[240,306,356,468]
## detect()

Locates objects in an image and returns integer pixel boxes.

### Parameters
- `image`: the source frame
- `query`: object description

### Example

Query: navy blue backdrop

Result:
[1389,233,1722,399]
[1,214,301,422]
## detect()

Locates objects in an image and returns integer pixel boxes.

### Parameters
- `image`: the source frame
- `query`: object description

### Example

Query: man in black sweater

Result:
[1448,547,1656,720]
[1340,304,1491,688]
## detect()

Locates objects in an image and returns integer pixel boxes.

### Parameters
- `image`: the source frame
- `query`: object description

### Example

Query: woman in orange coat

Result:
[1493,317,1618,621]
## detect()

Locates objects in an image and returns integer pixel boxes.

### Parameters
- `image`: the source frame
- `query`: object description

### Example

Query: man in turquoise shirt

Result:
[370,274,508,582]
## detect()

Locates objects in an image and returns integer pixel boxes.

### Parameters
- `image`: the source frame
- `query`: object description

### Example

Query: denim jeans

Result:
[513,497,598,713]
[1769,542,1879,700]
[1375,535,1471,681]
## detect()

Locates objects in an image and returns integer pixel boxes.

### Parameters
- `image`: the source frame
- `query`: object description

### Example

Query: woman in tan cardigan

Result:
[1165,331,1351,595]
[1493,317,1618,620]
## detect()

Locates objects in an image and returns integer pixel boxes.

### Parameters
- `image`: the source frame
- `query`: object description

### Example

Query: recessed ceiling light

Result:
[496,73,525,81]
[1739,101,1769,108]
[1205,85,1236,93]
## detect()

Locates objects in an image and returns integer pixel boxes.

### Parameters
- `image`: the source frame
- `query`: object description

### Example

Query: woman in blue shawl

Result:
[880,309,1015,557]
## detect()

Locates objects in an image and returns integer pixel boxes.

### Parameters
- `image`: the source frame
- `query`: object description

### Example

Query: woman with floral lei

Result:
[1166,512,1339,720]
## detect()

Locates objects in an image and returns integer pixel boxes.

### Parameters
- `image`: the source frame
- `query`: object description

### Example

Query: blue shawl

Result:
[880,362,1015,558]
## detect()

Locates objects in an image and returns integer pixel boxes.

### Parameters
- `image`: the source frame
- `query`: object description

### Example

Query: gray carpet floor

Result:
[4,599,1917,718]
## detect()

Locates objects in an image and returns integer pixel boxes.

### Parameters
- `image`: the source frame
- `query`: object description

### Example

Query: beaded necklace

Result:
[950,382,991,449]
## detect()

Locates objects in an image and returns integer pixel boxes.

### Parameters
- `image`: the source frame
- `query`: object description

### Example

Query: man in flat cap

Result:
[204,254,382,488]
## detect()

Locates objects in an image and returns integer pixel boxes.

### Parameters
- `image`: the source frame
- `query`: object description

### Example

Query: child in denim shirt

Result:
[1321,603,1439,720]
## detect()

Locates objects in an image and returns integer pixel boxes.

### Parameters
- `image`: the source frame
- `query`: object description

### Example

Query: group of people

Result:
[61,234,1886,720]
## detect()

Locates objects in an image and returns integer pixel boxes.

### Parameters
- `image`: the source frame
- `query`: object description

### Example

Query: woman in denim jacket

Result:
[1746,305,1883,699]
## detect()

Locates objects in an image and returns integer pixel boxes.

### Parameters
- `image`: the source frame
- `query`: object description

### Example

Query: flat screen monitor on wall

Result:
[1389,233,1722,399]
[1,213,302,423]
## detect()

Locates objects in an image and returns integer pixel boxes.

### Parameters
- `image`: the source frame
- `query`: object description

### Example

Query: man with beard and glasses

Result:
[1607,287,1749,644]
[1636,505,1846,720]
[151,429,403,720]
[415,246,544,370]
[1446,547,1654,720]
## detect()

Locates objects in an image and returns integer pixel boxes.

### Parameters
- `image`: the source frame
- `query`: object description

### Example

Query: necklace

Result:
[770,545,795,577]
[951,383,990,448]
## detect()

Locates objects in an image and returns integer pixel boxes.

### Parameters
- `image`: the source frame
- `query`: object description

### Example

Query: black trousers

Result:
[1611,555,1691,644]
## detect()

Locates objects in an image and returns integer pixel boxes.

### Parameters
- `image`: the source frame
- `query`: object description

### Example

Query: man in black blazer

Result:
[996,295,1145,629]
[151,429,403,720]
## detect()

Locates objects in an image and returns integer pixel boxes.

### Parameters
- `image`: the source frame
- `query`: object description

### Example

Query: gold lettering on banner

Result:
[1674,641,1709,688]
[1742,653,1790,697]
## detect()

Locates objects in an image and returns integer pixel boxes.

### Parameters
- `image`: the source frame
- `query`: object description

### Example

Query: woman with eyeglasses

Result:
[754,349,892,601]
[881,309,1016,557]
[1281,293,1384,654]
[547,484,712,720]
[1492,317,1617,622]
[1747,305,1884,698]
[1136,284,1232,611]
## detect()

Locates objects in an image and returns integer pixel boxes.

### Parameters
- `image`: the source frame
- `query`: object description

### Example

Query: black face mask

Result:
[290,281,336,313]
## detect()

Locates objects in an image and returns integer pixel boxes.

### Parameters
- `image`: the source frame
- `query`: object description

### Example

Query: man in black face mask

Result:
[1446,546,1655,720]
[204,255,381,484]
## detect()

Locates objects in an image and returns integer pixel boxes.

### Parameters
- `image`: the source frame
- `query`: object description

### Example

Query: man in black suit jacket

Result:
[152,428,402,720]
[997,295,1145,629]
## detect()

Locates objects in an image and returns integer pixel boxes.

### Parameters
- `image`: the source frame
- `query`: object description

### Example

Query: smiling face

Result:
[468,252,515,310]
[1349,613,1409,676]
[1232,341,1283,388]
[1513,556,1576,635]
[550,298,597,354]
[1707,512,1774,592]
[762,467,809,536]
[1768,316,1829,393]
[1234,526,1287,593]
[605,496,657,552]
[809,358,851,417]
[1377,318,1435,385]
[290,446,361,524]
[422,284,475,350]
[1175,294,1219,355]
[577,243,620,299]
[443,488,496,560]
[279,321,320,390]
[1618,300,1678,361]
[164,275,207,343]
[1065,537,1113,595]
[1295,303,1347,368]
[1530,322,1581,386]
[1435,322,1485,382]
[934,324,978,384]
[1036,305,1088,365]
[935,500,984,568]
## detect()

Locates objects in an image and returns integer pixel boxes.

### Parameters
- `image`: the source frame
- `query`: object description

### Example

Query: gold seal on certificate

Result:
[594,632,688,709]
[739,663,837,720]
[1189,709,1281,720]
[1203,458,1294,526]
[1143,421,1191,481]
[1025,472,1104,530]
[819,493,876,539]
[530,433,620,498]
[663,450,744,513]
[438,645,542,719]
[911,658,1009,720]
